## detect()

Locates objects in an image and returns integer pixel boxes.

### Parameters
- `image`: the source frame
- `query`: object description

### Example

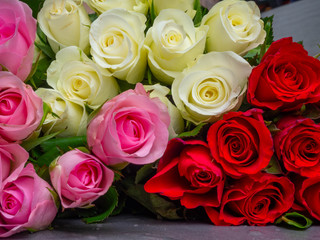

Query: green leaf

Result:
[89,13,98,22]
[262,15,274,46]
[178,122,207,138]
[120,179,182,220]
[82,187,118,224]
[39,102,52,127]
[47,187,61,210]
[135,163,156,184]
[264,155,283,175]
[193,0,203,27]
[150,0,157,25]
[259,15,274,61]
[276,212,313,229]
[40,136,87,152]
[20,0,45,18]
[21,130,64,151]
[35,25,55,59]
[35,146,61,167]
[117,80,135,92]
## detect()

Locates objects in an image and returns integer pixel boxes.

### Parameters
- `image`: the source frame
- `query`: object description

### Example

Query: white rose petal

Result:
[47,46,119,109]
[172,51,252,124]
[201,0,266,55]
[38,0,91,54]
[86,0,148,15]
[149,0,196,19]
[90,9,147,83]
[36,88,88,137]
[145,9,208,84]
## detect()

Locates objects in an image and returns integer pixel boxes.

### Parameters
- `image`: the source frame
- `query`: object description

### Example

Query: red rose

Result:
[205,173,295,226]
[296,176,320,221]
[247,37,320,111]
[207,109,273,178]
[274,116,320,177]
[144,138,225,209]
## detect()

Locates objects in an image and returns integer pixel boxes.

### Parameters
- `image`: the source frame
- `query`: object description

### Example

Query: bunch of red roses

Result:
[145,37,320,226]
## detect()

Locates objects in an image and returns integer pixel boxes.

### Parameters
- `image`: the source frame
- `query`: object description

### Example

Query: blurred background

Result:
[201,0,301,11]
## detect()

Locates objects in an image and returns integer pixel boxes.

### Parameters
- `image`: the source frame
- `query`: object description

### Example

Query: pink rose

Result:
[0,72,43,142]
[0,140,28,185]
[50,149,114,209]
[0,0,36,81]
[87,83,170,166]
[0,164,58,238]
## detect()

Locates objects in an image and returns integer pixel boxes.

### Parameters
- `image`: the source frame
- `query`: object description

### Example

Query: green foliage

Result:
[20,0,45,18]
[244,15,274,66]
[89,13,98,22]
[264,156,283,175]
[26,136,87,167]
[82,187,119,224]
[178,122,208,138]
[135,163,157,184]
[120,178,183,220]
[193,0,209,27]
[276,212,313,229]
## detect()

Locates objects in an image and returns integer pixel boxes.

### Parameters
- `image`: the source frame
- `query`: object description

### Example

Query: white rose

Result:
[89,8,147,84]
[47,46,119,109]
[201,0,266,55]
[38,0,91,54]
[144,84,184,138]
[145,9,208,84]
[86,0,148,15]
[172,51,252,124]
[149,0,196,19]
[36,88,88,137]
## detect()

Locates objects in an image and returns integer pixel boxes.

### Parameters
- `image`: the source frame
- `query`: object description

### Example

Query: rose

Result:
[38,0,91,54]
[144,9,208,84]
[172,51,251,124]
[207,109,273,178]
[87,83,170,167]
[0,164,58,237]
[47,46,119,109]
[205,173,294,226]
[0,0,36,81]
[201,0,266,55]
[89,8,147,84]
[86,0,148,15]
[247,37,320,111]
[0,72,43,142]
[0,142,28,185]
[149,0,196,19]
[274,117,320,177]
[50,149,114,209]
[36,88,88,137]
[144,138,225,209]
[296,176,320,221]
[144,84,184,138]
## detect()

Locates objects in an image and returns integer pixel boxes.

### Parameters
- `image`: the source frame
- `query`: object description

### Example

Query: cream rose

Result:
[145,9,208,84]
[89,8,147,84]
[86,0,148,15]
[201,0,266,55]
[144,84,184,138]
[172,52,252,124]
[38,0,91,54]
[149,0,196,19]
[47,46,119,109]
[36,88,88,137]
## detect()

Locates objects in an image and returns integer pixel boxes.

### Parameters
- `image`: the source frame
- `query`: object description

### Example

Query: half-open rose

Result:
[145,138,225,209]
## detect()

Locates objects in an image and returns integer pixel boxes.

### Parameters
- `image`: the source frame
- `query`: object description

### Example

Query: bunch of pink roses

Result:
[0,0,319,237]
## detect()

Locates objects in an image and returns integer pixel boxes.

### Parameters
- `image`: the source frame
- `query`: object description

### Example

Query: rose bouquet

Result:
[0,0,319,237]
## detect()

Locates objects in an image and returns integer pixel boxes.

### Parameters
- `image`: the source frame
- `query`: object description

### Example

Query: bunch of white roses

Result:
[36,0,266,136]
